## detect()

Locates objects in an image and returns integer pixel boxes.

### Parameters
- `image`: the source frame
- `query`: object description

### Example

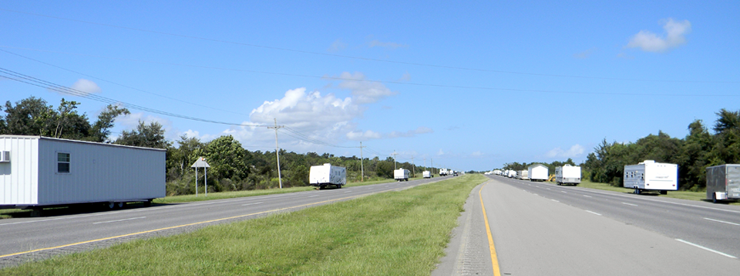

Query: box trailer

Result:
[556,165,581,186]
[0,135,165,213]
[517,170,529,180]
[440,168,448,176]
[394,168,410,181]
[507,170,516,178]
[706,164,740,203]
[309,163,346,189]
[528,164,548,182]
[423,171,432,178]
[623,160,678,194]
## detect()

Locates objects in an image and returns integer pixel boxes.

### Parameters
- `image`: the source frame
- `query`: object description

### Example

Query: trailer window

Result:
[58,153,70,173]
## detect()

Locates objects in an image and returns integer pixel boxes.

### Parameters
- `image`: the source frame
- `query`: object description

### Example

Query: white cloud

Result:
[346,130,382,140]
[368,40,408,49]
[626,18,691,52]
[437,149,445,156]
[574,48,596,59]
[545,144,585,158]
[328,39,347,52]
[115,112,179,140]
[335,72,396,104]
[388,127,434,138]
[70,79,101,95]
[399,72,411,81]
[471,151,482,157]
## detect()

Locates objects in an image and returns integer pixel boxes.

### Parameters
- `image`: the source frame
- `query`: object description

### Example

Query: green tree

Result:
[115,121,170,148]
[89,104,130,142]
[201,135,247,181]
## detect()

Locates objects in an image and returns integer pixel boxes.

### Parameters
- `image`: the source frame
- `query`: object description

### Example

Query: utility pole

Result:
[431,158,434,175]
[268,118,284,189]
[392,150,398,170]
[411,156,415,178]
[360,141,366,182]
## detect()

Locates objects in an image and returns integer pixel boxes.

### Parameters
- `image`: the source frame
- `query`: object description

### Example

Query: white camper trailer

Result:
[394,168,410,181]
[517,170,529,180]
[440,168,448,176]
[706,164,740,203]
[623,160,678,194]
[309,163,346,189]
[0,135,165,213]
[556,165,582,186]
[528,164,548,182]
[423,171,432,178]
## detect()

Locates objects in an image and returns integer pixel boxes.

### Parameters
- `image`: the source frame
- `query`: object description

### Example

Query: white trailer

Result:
[507,170,516,178]
[423,171,432,178]
[706,164,740,203]
[528,164,548,182]
[517,170,529,180]
[623,160,678,194]
[0,135,165,213]
[440,168,448,176]
[556,165,582,186]
[394,168,410,181]
[309,163,346,189]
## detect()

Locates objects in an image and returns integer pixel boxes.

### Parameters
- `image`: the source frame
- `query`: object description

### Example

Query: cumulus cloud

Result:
[70,79,101,95]
[346,130,382,140]
[368,40,408,49]
[574,48,596,59]
[388,127,434,138]
[626,18,691,52]
[545,144,585,158]
[335,72,397,104]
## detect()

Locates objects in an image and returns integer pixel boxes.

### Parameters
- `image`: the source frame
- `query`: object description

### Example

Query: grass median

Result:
[2,174,486,275]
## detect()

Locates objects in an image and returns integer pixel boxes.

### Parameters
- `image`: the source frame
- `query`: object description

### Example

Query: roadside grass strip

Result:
[1,174,486,275]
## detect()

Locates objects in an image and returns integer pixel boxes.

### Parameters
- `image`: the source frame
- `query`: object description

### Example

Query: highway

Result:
[0,177,444,268]
[436,176,740,276]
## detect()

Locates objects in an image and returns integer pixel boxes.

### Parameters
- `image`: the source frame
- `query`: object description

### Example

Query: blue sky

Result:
[1,0,738,171]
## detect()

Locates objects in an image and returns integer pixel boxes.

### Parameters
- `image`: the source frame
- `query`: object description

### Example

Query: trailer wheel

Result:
[144,199,152,207]
[713,193,717,204]
[30,208,43,217]
[107,202,116,209]
[635,189,641,195]
[117,202,125,209]
[660,190,667,195]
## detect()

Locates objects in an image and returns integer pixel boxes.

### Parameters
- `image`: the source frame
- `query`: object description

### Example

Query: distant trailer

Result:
[623,160,678,194]
[423,171,432,178]
[309,163,346,189]
[555,165,581,186]
[0,135,165,214]
[706,164,740,203]
[440,168,448,176]
[394,168,410,181]
[517,170,529,180]
[528,164,548,182]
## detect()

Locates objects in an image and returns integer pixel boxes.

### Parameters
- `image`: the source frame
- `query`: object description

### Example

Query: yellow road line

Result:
[0,194,361,259]
[479,183,502,276]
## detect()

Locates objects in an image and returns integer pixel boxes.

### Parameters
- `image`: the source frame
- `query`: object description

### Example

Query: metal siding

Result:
[36,138,165,205]
[0,136,39,205]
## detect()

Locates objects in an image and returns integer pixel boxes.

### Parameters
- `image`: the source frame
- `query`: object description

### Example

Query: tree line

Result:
[1,97,431,195]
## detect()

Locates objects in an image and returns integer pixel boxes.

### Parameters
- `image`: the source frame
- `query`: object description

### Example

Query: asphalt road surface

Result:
[435,176,740,276]
[0,177,445,268]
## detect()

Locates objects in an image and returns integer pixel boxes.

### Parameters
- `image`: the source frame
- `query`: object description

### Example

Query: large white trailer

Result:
[623,160,678,194]
[507,170,516,178]
[706,164,740,203]
[440,168,448,176]
[423,171,432,178]
[309,163,346,189]
[528,164,548,182]
[517,170,529,180]
[394,168,410,181]
[0,135,165,213]
[556,165,581,186]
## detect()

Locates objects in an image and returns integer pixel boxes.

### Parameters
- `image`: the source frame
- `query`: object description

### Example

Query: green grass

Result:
[0,177,417,218]
[1,174,486,275]
[549,180,740,205]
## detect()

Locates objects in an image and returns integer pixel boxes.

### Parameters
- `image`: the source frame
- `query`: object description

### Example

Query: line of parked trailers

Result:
[489,160,740,203]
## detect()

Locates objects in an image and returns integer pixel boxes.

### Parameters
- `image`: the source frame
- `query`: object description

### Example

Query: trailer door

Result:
[728,166,740,199]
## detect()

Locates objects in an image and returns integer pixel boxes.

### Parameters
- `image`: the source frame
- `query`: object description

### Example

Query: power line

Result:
[3,46,738,97]
[0,67,264,127]
[1,8,736,84]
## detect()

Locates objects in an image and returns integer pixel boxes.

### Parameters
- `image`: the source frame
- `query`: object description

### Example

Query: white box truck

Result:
[623,160,678,194]
[706,164,740,203]
[517,170,529,180]
[309,163,346,189]
[0,135,165,214]
[423,171,432,178]
[394,168,410,181]
[556,165,581,186]
[528,164,548,182]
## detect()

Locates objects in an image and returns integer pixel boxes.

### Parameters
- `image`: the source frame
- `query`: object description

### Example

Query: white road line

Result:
[586,210,602,216]
[93,216,145,225]
[546,188,551,190]
[561,191,567,194]
[307,195,319,198]
[675,239,737,259]
[704,217,740,226]
[241,202,262,206]
[551,199,559,202]
[622,202,638,207]
[533,193,538,196]
[583,195,592,198]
